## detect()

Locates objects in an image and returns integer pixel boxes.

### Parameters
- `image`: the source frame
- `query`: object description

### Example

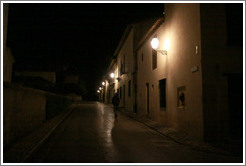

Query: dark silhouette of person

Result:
[112,93,120,120]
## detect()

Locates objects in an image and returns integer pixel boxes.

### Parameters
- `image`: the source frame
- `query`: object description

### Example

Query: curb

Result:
[3,104,76,163]
[20,104,76,163]
[116,107,233,156]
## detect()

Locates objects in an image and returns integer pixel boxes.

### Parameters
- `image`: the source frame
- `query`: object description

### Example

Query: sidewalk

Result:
[3,104,77,163]
[116,106,238,157]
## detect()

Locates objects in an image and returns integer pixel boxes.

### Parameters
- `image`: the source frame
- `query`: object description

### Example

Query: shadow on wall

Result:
[3,82,73,148]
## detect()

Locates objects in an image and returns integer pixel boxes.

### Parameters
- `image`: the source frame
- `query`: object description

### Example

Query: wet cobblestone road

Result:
[26,102,241,163]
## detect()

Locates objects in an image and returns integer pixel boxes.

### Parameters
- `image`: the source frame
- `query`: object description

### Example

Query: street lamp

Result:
[99,87,102,90]
[110,73,115,78]
[102,81,105,86]
[97,90,100,93]
[151,37,159,49]
[151,37,169,55]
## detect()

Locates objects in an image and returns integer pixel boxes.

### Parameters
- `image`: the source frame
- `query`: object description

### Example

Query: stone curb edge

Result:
[113,105,233,157]
[20,105,76,163]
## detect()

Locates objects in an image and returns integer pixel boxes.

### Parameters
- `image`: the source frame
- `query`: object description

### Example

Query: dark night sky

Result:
[7,3,164,94]
[6,3,243,97]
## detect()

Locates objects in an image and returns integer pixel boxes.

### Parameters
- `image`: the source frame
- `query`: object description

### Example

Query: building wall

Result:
[104,78,113,104]
[3,83,46,147]
[3,4,14,83]
[3,82,72,148]
[104,80,109,103]
[4,48,14,82]
[137,4,204,140]
[104,61,117,103]
[200,4,243,143]
[115,29,134,112]
[105,18,162,111]
[3,4,8,48]
[112,63,119,94]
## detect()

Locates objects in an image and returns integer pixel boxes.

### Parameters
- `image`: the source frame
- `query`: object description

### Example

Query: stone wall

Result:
[3,82,72,148]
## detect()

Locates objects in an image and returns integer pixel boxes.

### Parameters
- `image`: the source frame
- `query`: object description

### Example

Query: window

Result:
[128,80,131,97]
[152,49,157,70]
[159,79,166,108]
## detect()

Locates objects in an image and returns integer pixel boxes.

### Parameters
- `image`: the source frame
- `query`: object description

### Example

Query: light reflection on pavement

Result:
[26,102,242,163]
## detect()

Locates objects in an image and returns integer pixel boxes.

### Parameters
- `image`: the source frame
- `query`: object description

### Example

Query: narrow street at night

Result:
[25,102,240,163]
[3,3,243,164]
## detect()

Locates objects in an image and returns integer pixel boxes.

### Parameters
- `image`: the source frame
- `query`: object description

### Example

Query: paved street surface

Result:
[26,102,241,163]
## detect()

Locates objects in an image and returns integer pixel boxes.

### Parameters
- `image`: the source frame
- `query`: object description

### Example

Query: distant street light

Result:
[97,90,100,93]
[102,82,105,86]
[99,87,102,90]
[110,73,115,78]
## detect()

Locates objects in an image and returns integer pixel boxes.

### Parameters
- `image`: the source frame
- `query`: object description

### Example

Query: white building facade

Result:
[103,4,243,144]
[104,18,163,112]
[137,4,203,140]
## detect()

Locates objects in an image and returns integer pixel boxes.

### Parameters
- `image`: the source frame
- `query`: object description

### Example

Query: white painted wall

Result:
[114,29,134,112]
[137,4,203,140]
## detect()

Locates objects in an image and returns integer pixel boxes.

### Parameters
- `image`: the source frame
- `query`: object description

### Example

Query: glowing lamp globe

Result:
[110,73,115,78]
[151,37,159,50]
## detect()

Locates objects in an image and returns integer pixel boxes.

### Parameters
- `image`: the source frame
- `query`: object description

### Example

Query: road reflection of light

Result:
[96,102,118,161]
